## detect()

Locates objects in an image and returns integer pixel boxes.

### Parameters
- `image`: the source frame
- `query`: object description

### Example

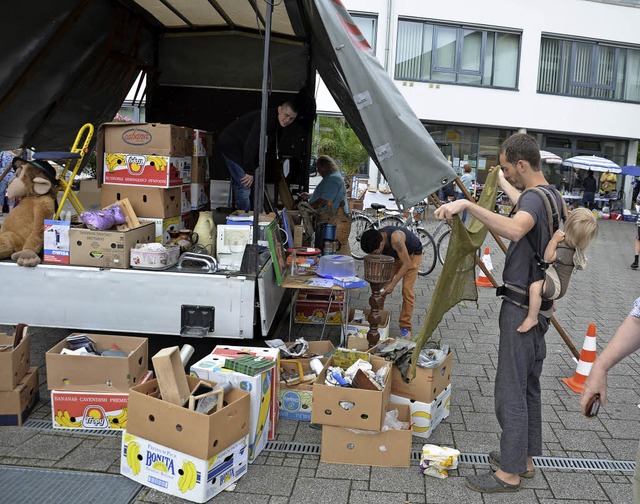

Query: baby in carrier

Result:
[518,208,598,333]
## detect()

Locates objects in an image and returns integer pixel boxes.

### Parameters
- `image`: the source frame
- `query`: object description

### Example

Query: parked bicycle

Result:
[348,202,437,276]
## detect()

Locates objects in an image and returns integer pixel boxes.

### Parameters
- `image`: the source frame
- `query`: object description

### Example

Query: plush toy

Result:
[0,158,57,266]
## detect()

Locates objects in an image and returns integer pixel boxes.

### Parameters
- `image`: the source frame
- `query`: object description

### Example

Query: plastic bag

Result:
[80,204,126,230]
[419,444,460,479]
[381,408,409,432]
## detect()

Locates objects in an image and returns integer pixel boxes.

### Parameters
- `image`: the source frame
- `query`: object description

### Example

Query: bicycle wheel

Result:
[415,228,437,276]
[437,228,451,265]
[349,214,373,260]
[379,215,405,228]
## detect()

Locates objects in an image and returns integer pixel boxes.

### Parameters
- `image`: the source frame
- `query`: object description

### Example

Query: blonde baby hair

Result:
[564,208,598,251]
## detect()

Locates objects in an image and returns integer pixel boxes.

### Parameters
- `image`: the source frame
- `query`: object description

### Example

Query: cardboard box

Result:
[311,355,392,431]
[104,123,193,157]
[46,333,148,393]
[181,157,192,184]
[389,350,453,403]
[103,153,187,188]
[278,341,334,421]
[190,355,271,462]
[51,370,153,430]
[101,185,182,219]
[0,367,39,427]
[69,221,155,268]
[76,179,102,210]
[139,216,182,243]
[320,403,412,467]
[126,376,251,460]
[181,184,192,214]
[193,129,212,157]
[43,220,71,265]
[0,330,30,390]
[190,182,210,210]
[212,345,280,441]
[345,308,390,345]
[294,290,345,325]
[390,385,451,439]
[191,156,210,183]
[121,431,248,504]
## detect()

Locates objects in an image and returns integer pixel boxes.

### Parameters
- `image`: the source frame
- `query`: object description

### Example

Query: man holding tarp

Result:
[435,134,562,493]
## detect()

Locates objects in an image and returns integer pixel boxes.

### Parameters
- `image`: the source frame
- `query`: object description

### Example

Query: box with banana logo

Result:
[212,344,280,441]
[190,354,272,462]
[0,367,39,427]
[120,431,248,503]
[126,375,251,461]
[390,385,451,439]
[103,153,188,188]
[51,370,153,430]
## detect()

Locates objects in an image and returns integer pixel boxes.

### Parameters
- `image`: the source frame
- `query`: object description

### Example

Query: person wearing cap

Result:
[217,101,298,211]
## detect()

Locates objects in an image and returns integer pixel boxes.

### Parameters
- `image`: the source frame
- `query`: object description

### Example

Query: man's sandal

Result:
[488,451,536,478]
[465,471,520,493]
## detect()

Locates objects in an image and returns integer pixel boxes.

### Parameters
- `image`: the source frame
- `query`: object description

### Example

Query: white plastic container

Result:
[130,243,180,269]
[316,255,356,278]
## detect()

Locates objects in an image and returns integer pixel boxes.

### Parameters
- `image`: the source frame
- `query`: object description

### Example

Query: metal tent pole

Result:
[246,0,274,276]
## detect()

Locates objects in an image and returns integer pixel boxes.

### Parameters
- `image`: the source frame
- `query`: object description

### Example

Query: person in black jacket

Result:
[217,101,298,210]
[581,170,597,209]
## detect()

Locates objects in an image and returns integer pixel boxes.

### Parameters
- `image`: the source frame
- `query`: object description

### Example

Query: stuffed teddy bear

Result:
[0,158,57,266]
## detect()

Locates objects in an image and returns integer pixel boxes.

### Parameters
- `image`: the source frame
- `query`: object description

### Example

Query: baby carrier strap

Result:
[511,185,566,271]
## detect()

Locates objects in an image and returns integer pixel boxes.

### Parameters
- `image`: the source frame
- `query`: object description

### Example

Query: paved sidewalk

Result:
[1,218,639,503]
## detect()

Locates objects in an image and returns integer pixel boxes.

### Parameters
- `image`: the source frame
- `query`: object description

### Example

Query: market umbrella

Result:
[561,155,621,173]
[540,150,562,164]
[621,166,640,177]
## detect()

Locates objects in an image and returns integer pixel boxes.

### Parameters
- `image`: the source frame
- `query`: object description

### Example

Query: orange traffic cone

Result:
[475,247,493,287]
[562,323,597,394]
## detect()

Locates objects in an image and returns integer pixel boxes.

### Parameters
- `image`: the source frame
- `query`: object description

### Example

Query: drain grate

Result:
[265,440,321,455]
[23,418,123,438]
[0,465,141,504]
[264,442,635,474]
[22,423,636,474]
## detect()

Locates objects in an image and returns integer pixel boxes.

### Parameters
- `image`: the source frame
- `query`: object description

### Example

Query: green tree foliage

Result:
[314,116,369,176]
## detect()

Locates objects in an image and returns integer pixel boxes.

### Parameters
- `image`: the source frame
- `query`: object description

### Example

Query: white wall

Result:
[316,0,640,140]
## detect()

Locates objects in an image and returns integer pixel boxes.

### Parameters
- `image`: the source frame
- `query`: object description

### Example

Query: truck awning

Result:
[0,0,454,205]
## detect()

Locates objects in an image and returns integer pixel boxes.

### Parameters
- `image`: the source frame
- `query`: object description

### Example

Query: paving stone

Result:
[7,433,82,459]
[544,471,608,501]
[369,466,425,493]
[289,477,350,504]
[316,462,370,480]
[351,480,369,490]
[0,427,38,447]
[348,490,408,503]
[54,446,119,471]
[233,464,298,496]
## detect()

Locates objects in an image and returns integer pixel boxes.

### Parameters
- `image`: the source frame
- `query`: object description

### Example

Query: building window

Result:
[350,13,377,54]
[538,36,640,103]
[395,20,520,89]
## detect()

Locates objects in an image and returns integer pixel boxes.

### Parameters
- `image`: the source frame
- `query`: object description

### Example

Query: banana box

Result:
[121,431,248,504]
[190,354,271,462]
[127,375,250,461]
[390,385,451,439]
[51,370,153,430]
[190,182,210,210]
[212,344,280,441]
[0,367,39,427]
[103,153,188,188]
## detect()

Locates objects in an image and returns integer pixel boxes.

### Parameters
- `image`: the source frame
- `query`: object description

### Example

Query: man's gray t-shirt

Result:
[503,186,562,291]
